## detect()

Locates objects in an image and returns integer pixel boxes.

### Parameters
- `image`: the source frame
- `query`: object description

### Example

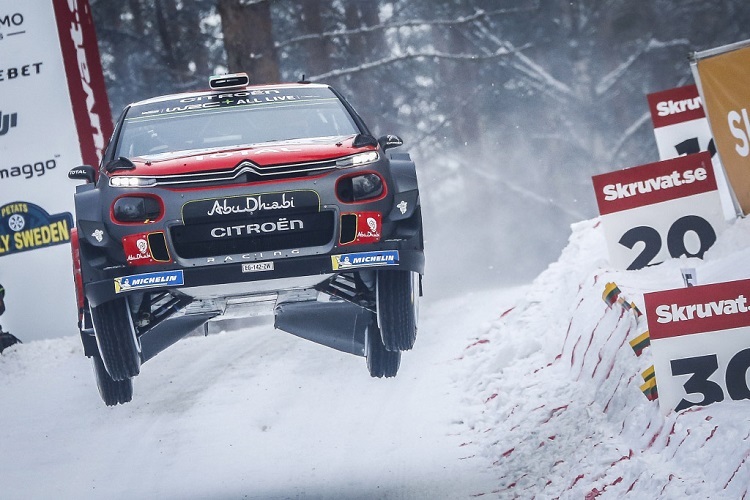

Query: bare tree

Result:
[217,0,280,83]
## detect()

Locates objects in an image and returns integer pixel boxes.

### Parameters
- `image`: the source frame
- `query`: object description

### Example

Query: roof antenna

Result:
[298,74,311,84]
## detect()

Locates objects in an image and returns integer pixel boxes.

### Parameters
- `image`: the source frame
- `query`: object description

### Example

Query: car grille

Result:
[170,210,335,259]
[151,158,339,187]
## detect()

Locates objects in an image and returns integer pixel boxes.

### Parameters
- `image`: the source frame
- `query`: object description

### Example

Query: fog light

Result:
[337,173,384,203]
[113,196,163,223]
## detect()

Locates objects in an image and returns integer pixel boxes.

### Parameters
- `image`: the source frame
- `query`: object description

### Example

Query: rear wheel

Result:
[366,318,400,378]
[376,270,419,351]
[90,297,141,381]
[91,355,133,406]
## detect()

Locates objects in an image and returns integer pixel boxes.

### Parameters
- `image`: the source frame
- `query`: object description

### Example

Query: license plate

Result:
[242,262,274,273]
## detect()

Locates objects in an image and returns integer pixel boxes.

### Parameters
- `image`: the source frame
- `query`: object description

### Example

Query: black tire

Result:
[376,270,419,351]
[92,355,133,406]
[366,319,400,378]
[90,297,141,381]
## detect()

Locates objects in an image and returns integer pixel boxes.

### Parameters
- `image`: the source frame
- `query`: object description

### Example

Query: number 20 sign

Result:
[645,279,750,414]
[592,152,726,270]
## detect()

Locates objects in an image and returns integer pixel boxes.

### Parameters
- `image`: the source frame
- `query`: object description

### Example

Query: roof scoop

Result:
[209,72,250,90]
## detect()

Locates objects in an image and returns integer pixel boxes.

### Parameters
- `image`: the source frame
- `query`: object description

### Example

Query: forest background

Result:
[90,0,750,292]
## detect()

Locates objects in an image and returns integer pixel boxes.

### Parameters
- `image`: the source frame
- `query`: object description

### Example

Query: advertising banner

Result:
[591,152,725,270]
[646,84,736,219]
[692,40,750,215]
[647,84,709,160]
[0,0,112,341]
[645,279,750,414]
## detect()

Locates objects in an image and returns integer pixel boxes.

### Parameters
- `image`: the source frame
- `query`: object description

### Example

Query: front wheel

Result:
[92,355,133,406]
[366,318,400,378]
[90,297,141,381]
[376,270,420,351]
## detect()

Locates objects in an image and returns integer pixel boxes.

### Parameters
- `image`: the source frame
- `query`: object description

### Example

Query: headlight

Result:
[336,151,379,168]
[109,176,157,187]
[112,196,163,223]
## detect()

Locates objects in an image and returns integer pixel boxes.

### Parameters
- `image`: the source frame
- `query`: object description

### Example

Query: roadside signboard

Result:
[0,0,112,341]
[645,279,750,414]
[592,152,725,270]
[647,84,736,219]
[692,40,750,215]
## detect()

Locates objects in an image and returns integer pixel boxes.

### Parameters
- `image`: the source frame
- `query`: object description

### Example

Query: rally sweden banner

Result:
[0,1,112,341]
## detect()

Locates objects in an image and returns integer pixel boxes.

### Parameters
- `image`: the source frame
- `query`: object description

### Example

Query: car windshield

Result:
[116,86,360,158]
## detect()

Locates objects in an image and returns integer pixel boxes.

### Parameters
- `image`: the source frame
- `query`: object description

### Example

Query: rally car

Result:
[68,73,424,405]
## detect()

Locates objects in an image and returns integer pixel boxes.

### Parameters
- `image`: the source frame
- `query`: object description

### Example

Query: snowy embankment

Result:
[459,217,750,498]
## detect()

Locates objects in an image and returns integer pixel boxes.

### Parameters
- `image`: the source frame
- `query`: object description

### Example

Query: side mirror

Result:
[68,165,96,184]
[352,133,378,148]
[378,134,404,151]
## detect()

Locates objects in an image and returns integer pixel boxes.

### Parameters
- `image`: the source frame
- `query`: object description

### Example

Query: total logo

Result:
[0,110,18,136]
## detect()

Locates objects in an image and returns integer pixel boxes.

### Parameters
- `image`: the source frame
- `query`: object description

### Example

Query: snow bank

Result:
[460,218,750,498]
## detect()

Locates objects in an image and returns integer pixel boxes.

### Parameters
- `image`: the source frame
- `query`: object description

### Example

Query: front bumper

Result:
[84,244,424,307]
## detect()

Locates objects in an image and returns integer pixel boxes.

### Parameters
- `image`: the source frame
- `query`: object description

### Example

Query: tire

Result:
[92,355,133,406]
[376,270,420,351]
[366,318,400,378]
[90,297,141,381]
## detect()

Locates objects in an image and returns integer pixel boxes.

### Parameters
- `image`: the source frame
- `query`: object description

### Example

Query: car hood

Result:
[115,136,375,176]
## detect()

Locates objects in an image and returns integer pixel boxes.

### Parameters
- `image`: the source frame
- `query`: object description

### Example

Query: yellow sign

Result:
[695,41,750,214]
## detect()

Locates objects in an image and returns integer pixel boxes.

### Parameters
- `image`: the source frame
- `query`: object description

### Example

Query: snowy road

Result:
[6,217,750,499]
[1,288,519,499]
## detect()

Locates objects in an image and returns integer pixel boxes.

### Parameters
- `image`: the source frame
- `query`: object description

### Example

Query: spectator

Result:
[0,283,21,353]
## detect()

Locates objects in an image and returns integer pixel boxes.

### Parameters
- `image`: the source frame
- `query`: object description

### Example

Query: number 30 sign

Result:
[645,279,750,414]
[592,152,726,270]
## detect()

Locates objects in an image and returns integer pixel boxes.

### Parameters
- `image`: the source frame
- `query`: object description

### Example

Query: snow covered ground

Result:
[3,216,750,498]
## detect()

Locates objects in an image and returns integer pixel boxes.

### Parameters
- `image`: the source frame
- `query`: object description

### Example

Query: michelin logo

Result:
[331,250,399,270]
[114,270,184,293]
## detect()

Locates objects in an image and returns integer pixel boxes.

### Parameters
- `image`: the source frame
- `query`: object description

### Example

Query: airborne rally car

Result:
[68,74,424,405]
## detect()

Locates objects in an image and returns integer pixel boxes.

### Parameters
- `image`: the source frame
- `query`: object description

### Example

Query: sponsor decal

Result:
[0,110,18,136]
[0,12,25,40]
[342,212,382,246]
[53,0,113,166]
[128,87,336,120]
[210,217,304,238]
[647,85,706,129]
[0,202,73,257]
[645,280,750,339]
[242,261,274,273]
[655,97,702,117]
[122,232,169,266]
[0,156,59,182]
[331,250,399,270]
[397,200,408,215]
[91,229,104,242]
[0,62,42,83]
[601,167,707,202]
[591,152,717,216]
[655,294,748,324]
[182,190,320,223]
[114,270,184,294]
[206,249,300,264]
